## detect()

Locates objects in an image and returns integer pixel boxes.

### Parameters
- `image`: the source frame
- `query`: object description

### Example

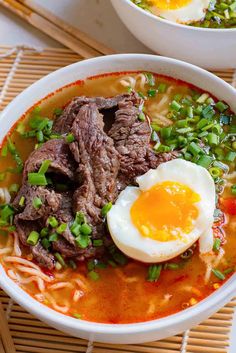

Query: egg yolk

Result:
[130,181,200,242]
[150,0,191,10]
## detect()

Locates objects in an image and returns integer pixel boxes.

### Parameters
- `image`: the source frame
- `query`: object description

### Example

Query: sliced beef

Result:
[109,96,179,187]
[53,92,139,134]
[70,103,120,237]
[13,184,61,221]
[31,242,55,270]
[23,139,75,182]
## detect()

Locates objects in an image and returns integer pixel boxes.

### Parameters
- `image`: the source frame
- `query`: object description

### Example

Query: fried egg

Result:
[150,0,211,24]
[107,159,215,263]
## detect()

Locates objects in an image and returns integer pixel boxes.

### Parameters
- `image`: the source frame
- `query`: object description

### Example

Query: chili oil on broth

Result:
[0,71,235,324]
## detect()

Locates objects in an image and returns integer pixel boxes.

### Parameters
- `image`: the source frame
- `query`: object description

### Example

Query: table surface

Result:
[0,0,235,351]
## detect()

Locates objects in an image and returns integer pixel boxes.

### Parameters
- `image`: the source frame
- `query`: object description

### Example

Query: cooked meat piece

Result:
[109,97,179,188]
[14,215,39,246]
[23,139,75,182]
[31,242,55,270]
[70,103,120,236]
[13,184,61,221]
[53,92,139,134]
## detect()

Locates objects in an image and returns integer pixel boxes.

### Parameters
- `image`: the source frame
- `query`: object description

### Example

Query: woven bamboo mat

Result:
[0,45,236,353]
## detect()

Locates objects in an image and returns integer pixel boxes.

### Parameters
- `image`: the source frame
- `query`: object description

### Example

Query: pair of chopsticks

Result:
[0,302,15,353]
[0,0,115,58]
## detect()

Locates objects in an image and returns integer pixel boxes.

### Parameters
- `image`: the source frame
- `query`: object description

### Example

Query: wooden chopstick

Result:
[0,302,16,353]
[18,0,115,56]
[0,0,113,58]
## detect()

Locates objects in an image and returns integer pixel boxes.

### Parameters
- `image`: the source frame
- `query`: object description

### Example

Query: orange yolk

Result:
[150,0,191,10]
[130,181,200,242]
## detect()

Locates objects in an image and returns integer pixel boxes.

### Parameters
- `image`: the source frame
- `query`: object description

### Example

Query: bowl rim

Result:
[0,53,236,337]
[120,0,236,33]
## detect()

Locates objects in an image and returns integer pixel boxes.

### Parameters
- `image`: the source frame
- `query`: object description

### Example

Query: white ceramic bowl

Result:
[111,0,236,70]
[0,54,236,344]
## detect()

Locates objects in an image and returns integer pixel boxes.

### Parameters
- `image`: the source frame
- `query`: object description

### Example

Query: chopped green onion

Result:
[212,269,225,281]
[161,127,172,139]
[0,205,15,220]
[41,238,50,250]
[165,263,179,270]
[9,184,19,193]
[138,112,145,121]
[158,83,167,93]
[220,115,231,125]
[32,197,43,209]
[54,107,63,116]
[66,133,75,143]
[54,252,66,267]
[28,173,47,186]
[75,234,90,249]
[209,167,222,178]
[147,89,156,97]
[48,233,58,242]
[27,231,40,246]
[231,185,236,195]
[36,131,44,143]
[71,223,81,237]
[38,160,51,174]
[213,238,221,252]
[207,133,219,146]
[224,268,234,275]
[55,262,62,271]
[80,223,92,235]
[215,101,228,113]
[112,251,128,266]
[56,223,67,234]
[196,155,213,168]
[93,239,103,247]
[197,93,209,104]
[101,202,112,217]
[73,313,82,319]
[47,216,58,228]
[1,145,8,157]
[40,227,49,237]
[88,270,99,281]
[75,211,86,224]
[19,196,25,207]
[225,151,236,162]
[147,264,162,282]
[170,100,181,112]
[188,142,203,156]
[145,72,155,86]
[201,105,215,120]
[32,106,41,115]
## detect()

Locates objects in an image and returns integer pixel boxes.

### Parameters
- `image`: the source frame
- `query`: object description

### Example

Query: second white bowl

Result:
[111,0,236,70]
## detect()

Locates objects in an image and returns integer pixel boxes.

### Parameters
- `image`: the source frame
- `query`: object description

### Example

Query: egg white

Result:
[107,159,215,263]
[156,0,211,24]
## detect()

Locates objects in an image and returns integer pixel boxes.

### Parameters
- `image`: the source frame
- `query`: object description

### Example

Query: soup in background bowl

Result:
[0,54,236,344]
[110,0,236,69]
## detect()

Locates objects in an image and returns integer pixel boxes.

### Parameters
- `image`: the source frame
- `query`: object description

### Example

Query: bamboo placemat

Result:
[0,45,236,353]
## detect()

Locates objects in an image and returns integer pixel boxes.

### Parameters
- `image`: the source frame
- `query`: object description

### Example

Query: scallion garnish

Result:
[32,197,43,209]
[101,202,112,217]
[27,231,40,246]
[212,269,225,281]
[147,264,162,282]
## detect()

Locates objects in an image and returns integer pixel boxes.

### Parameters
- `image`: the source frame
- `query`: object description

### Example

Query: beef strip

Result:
[32,242,55,270]
[70,103,120,238]
[12,184,61,221]
[53,92,139,134]
[109,96,179,188]
[23,139,75,182]
[14,216,55,270]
